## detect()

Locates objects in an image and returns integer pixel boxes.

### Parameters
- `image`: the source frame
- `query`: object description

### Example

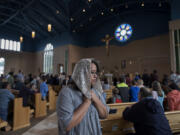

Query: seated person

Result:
[152,81,165,108]
[164,86,180,111]
[137,79,144,88]
[40,77,48,100]
[112,88,122,103]
[129,80,140,102]
[117,76,129,102]
[0,82,15,121]
[123,87,172,135]
[19,82,37,106]
[102,78,110,90]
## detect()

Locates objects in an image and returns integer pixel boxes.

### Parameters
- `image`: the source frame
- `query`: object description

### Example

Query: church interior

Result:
[1,0,180,135]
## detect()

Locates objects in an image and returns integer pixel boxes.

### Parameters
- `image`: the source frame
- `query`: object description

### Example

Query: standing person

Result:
[123,87,172,135]
[56,58,109,135]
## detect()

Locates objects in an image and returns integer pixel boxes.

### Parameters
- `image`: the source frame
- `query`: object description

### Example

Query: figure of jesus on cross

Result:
[101,34,113,56]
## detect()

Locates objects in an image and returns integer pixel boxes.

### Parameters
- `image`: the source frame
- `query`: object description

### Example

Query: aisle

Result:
[23,112,58,135]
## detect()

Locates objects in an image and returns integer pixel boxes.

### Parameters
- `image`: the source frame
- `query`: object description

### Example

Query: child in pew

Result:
[112,88,122,103]
[0,82,14,130]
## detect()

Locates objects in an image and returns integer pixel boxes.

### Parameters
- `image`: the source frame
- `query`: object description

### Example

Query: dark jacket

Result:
[117,83,129,102]
[123,97,172,135]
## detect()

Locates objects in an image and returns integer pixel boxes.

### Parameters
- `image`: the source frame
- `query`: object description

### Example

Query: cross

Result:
[101,34,113,56]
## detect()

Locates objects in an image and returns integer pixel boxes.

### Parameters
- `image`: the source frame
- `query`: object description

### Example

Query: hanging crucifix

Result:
[101,34,114,56]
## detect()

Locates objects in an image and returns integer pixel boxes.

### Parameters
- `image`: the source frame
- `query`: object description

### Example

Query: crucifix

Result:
[101,34,114,56]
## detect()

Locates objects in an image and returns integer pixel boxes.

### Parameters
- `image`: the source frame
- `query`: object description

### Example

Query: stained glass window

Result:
[115,24,133,42]
[43,43,53,74]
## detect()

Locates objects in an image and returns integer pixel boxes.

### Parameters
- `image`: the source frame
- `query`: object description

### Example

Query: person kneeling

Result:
[123,87,172,135]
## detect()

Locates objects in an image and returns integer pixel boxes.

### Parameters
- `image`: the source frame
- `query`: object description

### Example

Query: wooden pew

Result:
[0,119,8,129]
[104,89,113,102]
[165,111,180,133]
[107,102,135,119]
[48,86,58,110]
[34,93,47,118]
[101,103,180,134]
[13,98,30,131]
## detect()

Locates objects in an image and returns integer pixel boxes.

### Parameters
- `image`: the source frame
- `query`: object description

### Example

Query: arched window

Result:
[43,43,53,74]
[0,58,5,75]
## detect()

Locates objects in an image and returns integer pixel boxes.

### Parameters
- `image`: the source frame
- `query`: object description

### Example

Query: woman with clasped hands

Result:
[56,58,109,135]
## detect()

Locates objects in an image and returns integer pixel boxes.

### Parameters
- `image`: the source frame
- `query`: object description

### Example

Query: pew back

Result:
[35,93,47,118]
[13,98,30,131]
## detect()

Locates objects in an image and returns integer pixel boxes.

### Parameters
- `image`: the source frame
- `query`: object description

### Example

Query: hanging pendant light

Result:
[20,36,23,43]
[48,24,52,32]
[32,31,35,38]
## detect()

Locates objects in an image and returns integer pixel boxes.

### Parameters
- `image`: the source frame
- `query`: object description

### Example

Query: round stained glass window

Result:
[115,24,133,42]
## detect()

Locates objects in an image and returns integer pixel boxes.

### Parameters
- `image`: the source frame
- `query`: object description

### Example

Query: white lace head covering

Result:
[71,58,103,99]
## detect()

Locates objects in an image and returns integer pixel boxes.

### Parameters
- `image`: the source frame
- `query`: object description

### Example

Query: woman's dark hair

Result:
[169,82,180,90]
[92,60,100,73]
[152,81,163,97]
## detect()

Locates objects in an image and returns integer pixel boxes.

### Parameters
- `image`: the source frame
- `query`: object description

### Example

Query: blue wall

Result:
[33,11,170,51]
[171,0,180,20]
[82,12,170,47]
[0,10,171,52]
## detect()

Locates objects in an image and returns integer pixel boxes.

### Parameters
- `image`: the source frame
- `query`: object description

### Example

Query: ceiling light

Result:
[159,2,162,7]
[110,8,114,12]
[32,31,35,38]
[56,10,59,14]
[48,24,52,32]
[88,0,92,2]
[101,12,104,15]
[20,36,23,43]
[125,4,128,8]
[141,2,144,7]
[83,8,86,12]
[70,18,74,22]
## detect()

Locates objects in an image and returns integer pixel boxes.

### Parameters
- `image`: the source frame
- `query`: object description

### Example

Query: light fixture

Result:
[70,17,74,22]
[20,36,23,43]
[32,31,35,38]
[110,8,114,12]
[101,12,104,15]
[159,2,162,7]
[89,17,92,21]
[141,2,144,7]
[56,10,59,14]
[82,8,86,12]
[48,24,52,32]
[88,0,92,2]
[72,30,76,33]
[125,4,128,8]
